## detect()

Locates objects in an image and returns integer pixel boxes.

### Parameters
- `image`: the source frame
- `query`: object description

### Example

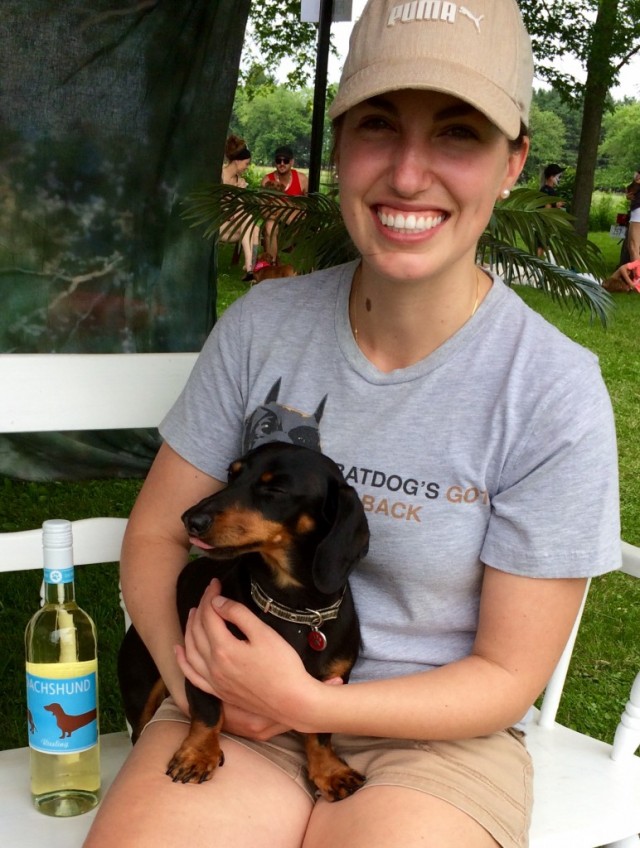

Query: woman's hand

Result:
[174,579,338,739]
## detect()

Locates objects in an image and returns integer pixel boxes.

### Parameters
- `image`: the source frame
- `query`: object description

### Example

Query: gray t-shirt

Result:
[161,260,620,683]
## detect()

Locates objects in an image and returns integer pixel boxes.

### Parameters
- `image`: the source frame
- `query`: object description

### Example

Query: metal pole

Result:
[308,0,334,194]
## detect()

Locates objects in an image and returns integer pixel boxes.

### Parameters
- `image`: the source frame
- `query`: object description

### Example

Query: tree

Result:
[521,0,640,237]
[533,88,584,164]
[599,102,640,187]
[526,103,567,184]
[233,87,314,165]
[244,1,323,90]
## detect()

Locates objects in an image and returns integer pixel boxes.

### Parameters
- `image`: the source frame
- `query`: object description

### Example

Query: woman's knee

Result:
[84,723,313,848]
[303,787,501,848]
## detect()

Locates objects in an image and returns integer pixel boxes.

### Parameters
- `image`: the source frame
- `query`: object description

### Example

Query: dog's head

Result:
[182,443,369,595]
[253,264,297,284]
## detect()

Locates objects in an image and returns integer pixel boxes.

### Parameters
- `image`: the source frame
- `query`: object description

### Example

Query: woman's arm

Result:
[120,442,224,714]
[177,566,587,740]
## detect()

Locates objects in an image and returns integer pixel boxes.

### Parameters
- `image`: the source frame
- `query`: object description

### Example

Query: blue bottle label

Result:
[26,661,98,754]
[44,566,74,585]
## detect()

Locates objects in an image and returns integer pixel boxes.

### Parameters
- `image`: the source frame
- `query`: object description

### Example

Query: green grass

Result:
[513,285,640,739]
[588,229,625,274]
[1,236,639,751]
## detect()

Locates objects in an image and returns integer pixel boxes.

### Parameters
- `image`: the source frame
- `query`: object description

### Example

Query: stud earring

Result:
[500,188,511,199]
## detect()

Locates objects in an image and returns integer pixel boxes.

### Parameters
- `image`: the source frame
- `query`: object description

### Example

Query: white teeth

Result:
[378,210,444,232]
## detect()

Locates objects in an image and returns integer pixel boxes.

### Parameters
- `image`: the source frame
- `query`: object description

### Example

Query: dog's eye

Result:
[257,476,290,496]
[262,484,288,496]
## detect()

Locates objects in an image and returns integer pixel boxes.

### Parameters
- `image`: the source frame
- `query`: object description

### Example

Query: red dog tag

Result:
[308,629,327,651]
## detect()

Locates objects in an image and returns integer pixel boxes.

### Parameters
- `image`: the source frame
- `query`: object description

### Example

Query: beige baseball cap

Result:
[328,0,533,140]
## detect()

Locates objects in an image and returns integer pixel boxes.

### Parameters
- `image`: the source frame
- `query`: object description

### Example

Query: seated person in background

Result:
[260,145,308,262]
[625,169,640,263]
[604,259,640,292]
[220,134,260,282]
[537,163,566,257]
[540,164,566,209]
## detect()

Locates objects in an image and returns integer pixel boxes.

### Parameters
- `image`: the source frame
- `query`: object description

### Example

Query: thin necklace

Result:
[470,268,481,317]
[350,266,481,343]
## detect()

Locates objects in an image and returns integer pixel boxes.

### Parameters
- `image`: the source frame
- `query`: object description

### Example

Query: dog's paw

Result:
[314,764,366,802]
[166,745,225,784]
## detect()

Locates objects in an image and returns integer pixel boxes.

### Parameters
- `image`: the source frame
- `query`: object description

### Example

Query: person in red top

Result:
[260,145,308,261]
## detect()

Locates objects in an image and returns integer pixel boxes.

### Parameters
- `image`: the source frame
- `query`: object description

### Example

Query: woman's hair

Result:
[225,134,251,162]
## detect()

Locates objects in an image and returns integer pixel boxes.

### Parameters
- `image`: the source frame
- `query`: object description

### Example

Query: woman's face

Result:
[237,157,251,174]
[335,89,528,285]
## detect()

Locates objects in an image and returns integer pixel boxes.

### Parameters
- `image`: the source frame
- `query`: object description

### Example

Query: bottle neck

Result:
[43,565,76,605]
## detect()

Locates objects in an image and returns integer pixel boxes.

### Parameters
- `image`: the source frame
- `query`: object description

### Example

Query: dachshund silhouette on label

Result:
[44,703,98,738]
[242,378,327,453]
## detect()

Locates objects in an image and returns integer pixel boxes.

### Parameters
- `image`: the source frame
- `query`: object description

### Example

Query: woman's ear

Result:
[507,135,530,186]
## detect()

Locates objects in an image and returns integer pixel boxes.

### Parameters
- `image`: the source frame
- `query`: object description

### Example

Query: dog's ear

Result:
[312,483,369,594]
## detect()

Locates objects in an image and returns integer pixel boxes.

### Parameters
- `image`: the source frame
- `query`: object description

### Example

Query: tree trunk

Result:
[572,0,619,237]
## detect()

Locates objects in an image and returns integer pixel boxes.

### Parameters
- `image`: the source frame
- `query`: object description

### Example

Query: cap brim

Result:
[328,58,523,139]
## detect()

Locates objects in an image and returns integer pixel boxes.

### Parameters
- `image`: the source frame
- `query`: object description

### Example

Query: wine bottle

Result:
[25,519,101,816]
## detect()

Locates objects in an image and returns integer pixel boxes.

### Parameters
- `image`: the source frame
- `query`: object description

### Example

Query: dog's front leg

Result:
[166,681,225,784]
[304,733,365,801]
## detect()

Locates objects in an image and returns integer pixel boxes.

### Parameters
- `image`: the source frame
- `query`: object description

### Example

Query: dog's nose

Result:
[184,513,212,536]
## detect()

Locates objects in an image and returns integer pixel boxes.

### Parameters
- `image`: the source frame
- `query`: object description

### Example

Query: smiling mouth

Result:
[377,208,446,234]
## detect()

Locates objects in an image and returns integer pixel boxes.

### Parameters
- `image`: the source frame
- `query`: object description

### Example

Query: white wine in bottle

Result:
[25,519,100,816]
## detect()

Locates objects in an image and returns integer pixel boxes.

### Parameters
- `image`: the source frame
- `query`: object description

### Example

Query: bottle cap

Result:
[42,519,73,549]
[42,519,74,574]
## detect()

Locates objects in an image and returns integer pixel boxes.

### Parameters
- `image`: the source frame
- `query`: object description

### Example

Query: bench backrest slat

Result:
[0,353,197,432]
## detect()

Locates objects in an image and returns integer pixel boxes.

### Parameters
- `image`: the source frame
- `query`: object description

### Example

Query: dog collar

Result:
[250,579,345,652]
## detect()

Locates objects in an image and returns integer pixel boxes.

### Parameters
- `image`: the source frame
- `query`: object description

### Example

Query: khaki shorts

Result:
[147,698,532,848]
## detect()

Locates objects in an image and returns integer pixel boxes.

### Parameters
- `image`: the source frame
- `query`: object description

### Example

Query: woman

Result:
[626,168,640,262]
[539,163,566,208]
[220,134,260,281]
[536,163,566,256]
[84,2,619,846]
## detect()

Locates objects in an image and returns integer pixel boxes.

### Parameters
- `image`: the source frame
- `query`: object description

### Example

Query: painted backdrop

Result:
[0,0,251,477]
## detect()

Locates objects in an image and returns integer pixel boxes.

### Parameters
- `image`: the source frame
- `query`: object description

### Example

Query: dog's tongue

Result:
[189,537,215,550]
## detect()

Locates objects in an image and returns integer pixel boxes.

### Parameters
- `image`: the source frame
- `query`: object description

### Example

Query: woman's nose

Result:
[389,141,434,197]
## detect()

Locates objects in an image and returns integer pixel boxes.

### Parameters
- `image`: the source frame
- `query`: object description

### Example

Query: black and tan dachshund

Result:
[118,442,370,802]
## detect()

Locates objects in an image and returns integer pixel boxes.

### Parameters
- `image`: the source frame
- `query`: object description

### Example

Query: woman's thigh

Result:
[83,720,313,848]
[218,220,240,244]
[304,786,500,848]
[628,221,640,258]
[301,730,531,848]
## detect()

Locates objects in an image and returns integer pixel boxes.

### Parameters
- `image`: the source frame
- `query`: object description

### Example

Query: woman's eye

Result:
[442,125,479,140]
[359,116,394,132]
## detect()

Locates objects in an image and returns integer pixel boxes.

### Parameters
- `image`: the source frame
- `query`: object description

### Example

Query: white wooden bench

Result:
[1,352,639,848]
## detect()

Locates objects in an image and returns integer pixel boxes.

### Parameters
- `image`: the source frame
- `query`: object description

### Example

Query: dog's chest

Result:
[252,606,353,680]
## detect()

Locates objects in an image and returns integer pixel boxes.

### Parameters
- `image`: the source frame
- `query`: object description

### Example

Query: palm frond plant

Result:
[481,189,611,325]
[183,185,612,326]
[183,185,359,270]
